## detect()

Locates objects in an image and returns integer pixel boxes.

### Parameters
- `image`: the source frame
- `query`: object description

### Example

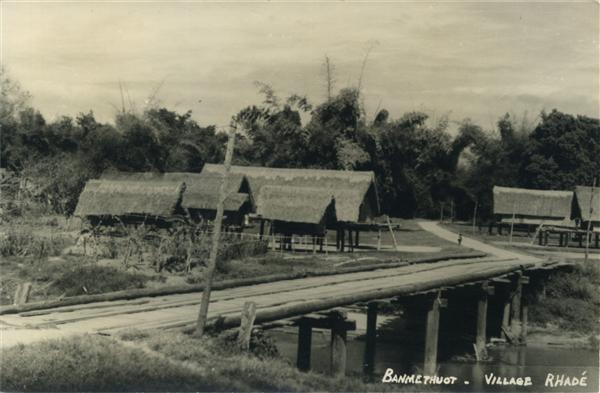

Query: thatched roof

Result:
[256,185,336,224]
[74,179,184,217]
[202,164,378,222]
[493,186,573,218]
[575,186,600,222]
[100,170,251,212]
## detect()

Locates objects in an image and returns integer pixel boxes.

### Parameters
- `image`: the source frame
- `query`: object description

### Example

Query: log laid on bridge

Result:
[214,261,537,332]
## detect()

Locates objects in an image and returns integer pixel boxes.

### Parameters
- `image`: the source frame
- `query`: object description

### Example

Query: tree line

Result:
[1,68,598,220]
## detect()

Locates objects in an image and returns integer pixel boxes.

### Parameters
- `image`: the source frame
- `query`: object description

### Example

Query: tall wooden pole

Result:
[509,202,516,244]
[195,128,236,336]
[584,178,596,264]
[472,200,478,235]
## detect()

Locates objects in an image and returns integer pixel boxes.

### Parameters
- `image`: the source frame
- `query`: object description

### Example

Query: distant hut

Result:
[74,179,186,227]
[100,171,253,228]
[492,186,575,232]
[202,164,380,250]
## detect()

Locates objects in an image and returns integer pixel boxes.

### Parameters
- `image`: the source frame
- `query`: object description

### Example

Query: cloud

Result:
[2,2,598,128]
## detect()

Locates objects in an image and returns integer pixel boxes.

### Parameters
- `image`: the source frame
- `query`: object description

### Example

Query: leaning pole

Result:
[195,128,236,336]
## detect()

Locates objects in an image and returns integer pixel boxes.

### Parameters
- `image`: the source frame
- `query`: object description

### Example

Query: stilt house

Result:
[492,186,575,229]
[99,171,253,227]
[74,179,186,227]
[202,164,380,249]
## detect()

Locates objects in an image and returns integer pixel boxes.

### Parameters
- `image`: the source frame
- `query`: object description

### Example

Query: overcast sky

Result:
[2,1,598,132]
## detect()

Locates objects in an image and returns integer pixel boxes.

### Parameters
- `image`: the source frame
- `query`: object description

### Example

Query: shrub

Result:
[0,230,72,258]
[50,265,153,296]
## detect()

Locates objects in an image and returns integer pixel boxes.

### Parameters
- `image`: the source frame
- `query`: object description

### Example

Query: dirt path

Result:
[418,221,541,262]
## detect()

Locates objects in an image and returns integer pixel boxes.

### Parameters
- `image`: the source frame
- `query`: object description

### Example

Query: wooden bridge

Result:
[0,222,570,375]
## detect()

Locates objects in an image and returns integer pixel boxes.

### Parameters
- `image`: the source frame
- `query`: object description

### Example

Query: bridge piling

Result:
[424,292,446,375]
[475,282,493,360]
[363,302,378,375]
[296,319,312,371]
[331,319,348,376]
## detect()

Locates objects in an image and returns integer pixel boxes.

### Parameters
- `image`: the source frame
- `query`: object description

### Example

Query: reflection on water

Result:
[269,314,598,392]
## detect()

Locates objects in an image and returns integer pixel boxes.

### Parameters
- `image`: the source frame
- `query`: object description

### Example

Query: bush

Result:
[530,263,600,334]
[0,230,72,258]
[50,265,153,296]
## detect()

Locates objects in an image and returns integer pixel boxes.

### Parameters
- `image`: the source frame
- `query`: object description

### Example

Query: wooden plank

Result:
[237,301,257,351]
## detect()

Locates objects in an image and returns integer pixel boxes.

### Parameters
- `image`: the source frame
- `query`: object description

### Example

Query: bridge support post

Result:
[331,320,348,376]
[475,282,493,360]
[510,274,522,338]
[424,292,446,375]
[297,319,312,371]
[363,302,378,375]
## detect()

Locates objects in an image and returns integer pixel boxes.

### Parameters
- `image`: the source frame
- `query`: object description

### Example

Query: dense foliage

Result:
[1,68,598,220]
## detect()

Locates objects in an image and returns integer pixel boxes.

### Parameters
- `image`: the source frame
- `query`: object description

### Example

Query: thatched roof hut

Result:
[100,170,253,213]
[257,186,336,225]
[74,179,185,218]
[574,186,600,224]
[202,164,378,223]
[492,186,574,226]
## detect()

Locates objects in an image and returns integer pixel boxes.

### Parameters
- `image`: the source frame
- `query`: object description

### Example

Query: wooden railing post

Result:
[237,301,257,351]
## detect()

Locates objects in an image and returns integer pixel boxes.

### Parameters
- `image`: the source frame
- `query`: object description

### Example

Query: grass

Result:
[529,263,600,335]
[1,217,468,306]
[0,255,161,304]
[0,331,425,392]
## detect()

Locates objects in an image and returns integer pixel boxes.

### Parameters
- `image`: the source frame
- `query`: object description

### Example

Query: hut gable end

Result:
[575,186,600,223]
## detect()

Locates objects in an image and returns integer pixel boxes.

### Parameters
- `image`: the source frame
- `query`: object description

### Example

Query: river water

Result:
[269,312,598,392]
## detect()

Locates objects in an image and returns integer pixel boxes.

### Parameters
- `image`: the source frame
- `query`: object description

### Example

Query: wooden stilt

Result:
[324,230,328,255]
[544,231,549,246]
[354,230,359,248]
[340,229,345,252]
[510,276,522,338]
[330,321,347,376]
[363,302,378,375]
[297,319,312,371]
[501,300,510,341]
[595,233,599,249]
[475,289,488,360]
[335,228,340,250]
[424,294,442,375]
[520,299,528,343]
[348,229,354,252]
[312,235,316,254]
[377,229,382,251]
[259,220,265,240]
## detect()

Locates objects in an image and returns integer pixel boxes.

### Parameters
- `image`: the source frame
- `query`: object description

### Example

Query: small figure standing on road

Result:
[458,233,463,246]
